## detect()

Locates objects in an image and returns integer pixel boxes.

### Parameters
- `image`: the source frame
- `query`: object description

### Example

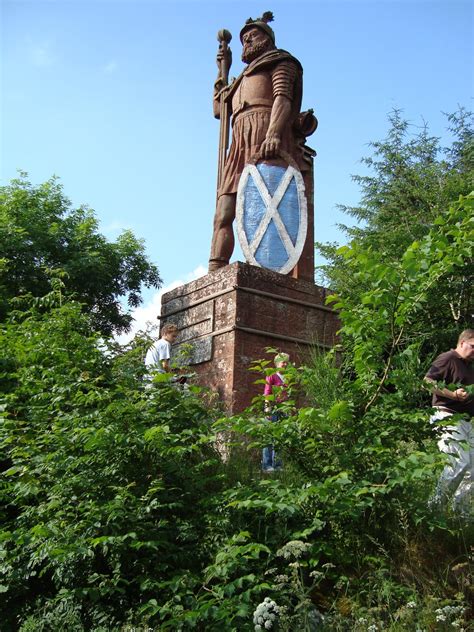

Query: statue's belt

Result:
[232,99,273,119]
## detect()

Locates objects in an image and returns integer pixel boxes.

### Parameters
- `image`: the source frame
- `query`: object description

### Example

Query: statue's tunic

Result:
[218,49,304,198]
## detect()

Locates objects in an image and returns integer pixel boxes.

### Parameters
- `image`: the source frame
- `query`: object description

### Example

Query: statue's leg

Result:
[209,193,236,271]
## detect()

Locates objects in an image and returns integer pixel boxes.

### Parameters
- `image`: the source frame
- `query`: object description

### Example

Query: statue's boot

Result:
[208,257,229,272]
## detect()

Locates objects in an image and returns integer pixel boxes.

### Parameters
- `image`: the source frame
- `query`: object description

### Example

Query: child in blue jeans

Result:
[262,353,289,472]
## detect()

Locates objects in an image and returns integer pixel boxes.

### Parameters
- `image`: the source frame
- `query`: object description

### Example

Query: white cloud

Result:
[102,220,132,237]
[116,264,207,345]
[186,264,207,281]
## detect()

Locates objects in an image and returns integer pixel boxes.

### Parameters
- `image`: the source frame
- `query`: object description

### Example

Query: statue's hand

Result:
[214,77,226,92]
[216,49,224,69]
[260,134,281,159]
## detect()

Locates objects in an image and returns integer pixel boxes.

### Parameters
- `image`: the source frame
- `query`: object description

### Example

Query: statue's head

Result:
[240,11,276,63]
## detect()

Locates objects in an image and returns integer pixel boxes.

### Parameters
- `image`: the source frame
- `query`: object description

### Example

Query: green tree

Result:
[327,193,474,407]
[318,109,473,339]
[0,173,161,336]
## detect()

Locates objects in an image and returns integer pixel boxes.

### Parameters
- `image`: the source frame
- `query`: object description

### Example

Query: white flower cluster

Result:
[253,597,280,631]
[435,604,465,625]
[274,574,289,584]
[334,578,347,590]
[356,617,380,631]
[406,601,417,609]
[276,540,311,560]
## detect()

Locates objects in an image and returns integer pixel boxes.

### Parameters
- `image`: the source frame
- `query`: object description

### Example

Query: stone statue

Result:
[209,11,317,273]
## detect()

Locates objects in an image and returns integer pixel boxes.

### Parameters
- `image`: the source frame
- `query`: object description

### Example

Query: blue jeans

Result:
[262,412,283,471]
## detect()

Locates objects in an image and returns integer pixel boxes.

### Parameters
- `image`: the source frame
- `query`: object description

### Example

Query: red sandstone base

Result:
[160,261,339,413]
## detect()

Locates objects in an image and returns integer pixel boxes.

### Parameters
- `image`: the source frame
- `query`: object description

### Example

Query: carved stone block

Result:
[160,262,339,413]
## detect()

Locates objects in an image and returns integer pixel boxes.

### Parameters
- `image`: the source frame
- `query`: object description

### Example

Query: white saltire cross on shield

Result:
[236,161,308,274]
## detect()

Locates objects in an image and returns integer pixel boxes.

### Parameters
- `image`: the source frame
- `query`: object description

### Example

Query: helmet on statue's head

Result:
[240,11,275,45]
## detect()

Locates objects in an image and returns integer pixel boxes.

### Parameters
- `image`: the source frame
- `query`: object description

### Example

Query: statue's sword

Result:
[216,29,232,191]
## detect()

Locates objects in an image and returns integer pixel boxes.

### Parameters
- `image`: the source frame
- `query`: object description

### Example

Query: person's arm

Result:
[161,358,171,373]
[424,352,469,402]
[424,376,469,402]
[149,338,172,373]
[264,375,274,414]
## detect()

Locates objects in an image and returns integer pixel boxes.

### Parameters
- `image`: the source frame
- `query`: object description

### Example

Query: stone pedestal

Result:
[161,261,338,413]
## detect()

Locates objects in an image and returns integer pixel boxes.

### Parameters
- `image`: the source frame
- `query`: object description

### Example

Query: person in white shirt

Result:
[145,323,179,373]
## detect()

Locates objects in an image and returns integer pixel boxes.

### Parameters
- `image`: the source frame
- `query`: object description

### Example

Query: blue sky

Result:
[1,0,473,334]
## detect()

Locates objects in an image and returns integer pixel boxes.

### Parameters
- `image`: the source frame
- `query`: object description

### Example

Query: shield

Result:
[236,158,307,274]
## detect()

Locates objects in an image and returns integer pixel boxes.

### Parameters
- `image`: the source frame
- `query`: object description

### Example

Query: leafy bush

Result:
[0,291,222,630]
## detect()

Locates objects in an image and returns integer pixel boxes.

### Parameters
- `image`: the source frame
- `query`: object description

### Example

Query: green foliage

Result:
[196,195,473,629]
[0,173,161,335]
[4,287,466,629]
[2,112,473,630]
[321,594,470,631]
[1,293,471,631]
[318,109,473,343]
[0,295,222,630]
[327,194,473,407]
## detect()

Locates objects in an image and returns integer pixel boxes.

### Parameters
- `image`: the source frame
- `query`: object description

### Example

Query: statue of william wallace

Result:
[209,11,317,276]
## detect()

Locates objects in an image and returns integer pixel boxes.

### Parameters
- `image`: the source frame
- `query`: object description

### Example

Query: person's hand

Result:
[453,387,469,401]
[260,133,281,159]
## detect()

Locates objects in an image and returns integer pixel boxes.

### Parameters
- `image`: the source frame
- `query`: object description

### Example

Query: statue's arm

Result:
[260,59,299,159]
[260,95,292,158]
[213,85,222,119]
[213,39,232,119]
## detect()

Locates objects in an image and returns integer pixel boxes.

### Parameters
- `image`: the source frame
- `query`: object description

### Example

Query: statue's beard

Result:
[242,40,271,63]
